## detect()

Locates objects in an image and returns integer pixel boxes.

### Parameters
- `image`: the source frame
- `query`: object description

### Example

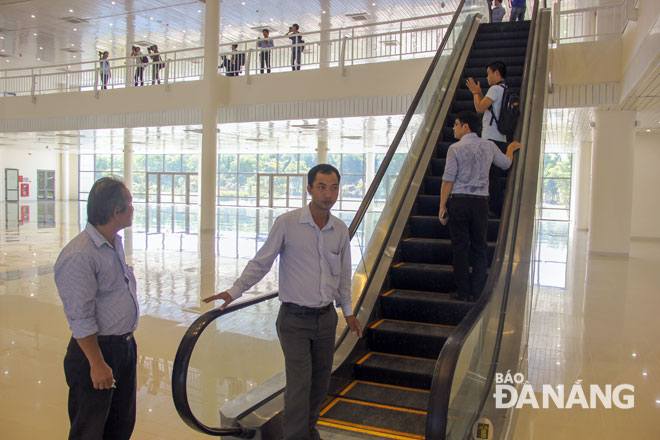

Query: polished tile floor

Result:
[1,201,659,439]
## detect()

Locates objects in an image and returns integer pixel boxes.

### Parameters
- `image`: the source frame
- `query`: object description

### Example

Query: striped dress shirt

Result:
[227,204,354,317]
[54,222,139,339]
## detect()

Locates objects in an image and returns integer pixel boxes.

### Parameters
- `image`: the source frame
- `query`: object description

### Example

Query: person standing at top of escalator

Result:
[286,23,303,71]
[509,0,526,22]
[203,164,363,440]
[148,44,164,85]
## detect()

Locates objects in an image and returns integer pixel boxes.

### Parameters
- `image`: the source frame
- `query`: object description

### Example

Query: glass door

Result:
[37,170,56,200]
[5,168,19,202]
[256,174,307,208]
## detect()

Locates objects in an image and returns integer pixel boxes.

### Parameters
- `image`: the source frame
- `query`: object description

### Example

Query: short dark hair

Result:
[487,60,506,78]
[456,111,482,135]
[87,177,130,226]
[292,23,299,30]
[307,164,341,187]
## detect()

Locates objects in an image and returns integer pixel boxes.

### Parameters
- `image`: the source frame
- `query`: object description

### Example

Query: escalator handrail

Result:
[171,1,485,436]
[171,291,278,436]
[425,1,543,438]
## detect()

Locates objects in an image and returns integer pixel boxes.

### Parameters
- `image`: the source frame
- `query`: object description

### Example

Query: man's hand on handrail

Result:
[202,291,234,310]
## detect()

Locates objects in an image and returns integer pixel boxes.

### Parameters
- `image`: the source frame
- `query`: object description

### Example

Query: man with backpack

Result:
[466,60,519,216]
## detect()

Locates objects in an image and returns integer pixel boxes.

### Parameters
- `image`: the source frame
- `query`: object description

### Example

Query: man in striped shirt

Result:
[55,177,138,440]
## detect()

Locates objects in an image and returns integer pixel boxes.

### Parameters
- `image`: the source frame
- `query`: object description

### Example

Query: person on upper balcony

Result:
[510,0,526,22]
[492,0,506,22]
[257,29,274,74]
[98,51,110,89]
[286,23,304,71]
[220,44,246,76]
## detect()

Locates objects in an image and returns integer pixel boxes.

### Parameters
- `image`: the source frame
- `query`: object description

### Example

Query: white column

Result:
[123,128,133,255]
[576,140,592,231]
[200,0,221,233]
[317,119,328,164]
[588,110,635,255]
[125,0,135,87]
[200,0,221,309]
[319,0,331,68]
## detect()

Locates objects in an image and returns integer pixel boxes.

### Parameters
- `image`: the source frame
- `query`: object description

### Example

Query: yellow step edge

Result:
[338,380,359,396]
[363,351,436,362]
[352,380,430,394]
[318,419,423,440]
[331,397,427,415]
[381,289,396,297]
[369,319,386,329]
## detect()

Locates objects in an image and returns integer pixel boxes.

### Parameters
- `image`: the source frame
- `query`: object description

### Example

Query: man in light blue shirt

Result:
[257,29,274,73]
[438,111,520,301]
[54,177,138,440]
[204,164,362,440]
[492,0,506,22]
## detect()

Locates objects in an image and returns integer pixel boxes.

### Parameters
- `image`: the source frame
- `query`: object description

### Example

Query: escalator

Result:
[171,2,550,439]
[316,20,531,440]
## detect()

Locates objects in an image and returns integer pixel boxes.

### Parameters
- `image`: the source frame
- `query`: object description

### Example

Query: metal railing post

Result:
[245,49,252,84]
[553,1,560,44]
[31,70,36,102]
[164,54,170,87]
[339,36,348,76]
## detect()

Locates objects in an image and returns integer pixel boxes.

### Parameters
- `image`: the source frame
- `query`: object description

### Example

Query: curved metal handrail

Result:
[171,291,278,437]
[426,1,544,438]
[171,0,477,436]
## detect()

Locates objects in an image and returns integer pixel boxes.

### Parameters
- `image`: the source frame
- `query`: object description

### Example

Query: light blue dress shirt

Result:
[227,205,354,317]
[443,132,512,196]
[54,222,139,339]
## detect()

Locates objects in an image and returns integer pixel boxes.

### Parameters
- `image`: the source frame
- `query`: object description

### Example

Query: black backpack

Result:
[490,83,520,142]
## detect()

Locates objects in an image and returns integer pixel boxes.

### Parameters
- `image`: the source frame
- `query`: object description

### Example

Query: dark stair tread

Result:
[371,319,455,339]
[340,380,429,412]
[320,397,425,438]
[402,237,496,246]
[358,352,436,376]
[381,289,475,326]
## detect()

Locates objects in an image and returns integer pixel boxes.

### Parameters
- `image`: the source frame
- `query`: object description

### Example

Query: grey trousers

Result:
[276,304,338,440]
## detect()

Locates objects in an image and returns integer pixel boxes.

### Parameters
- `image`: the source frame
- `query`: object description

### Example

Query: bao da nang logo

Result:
[493,372,635,409]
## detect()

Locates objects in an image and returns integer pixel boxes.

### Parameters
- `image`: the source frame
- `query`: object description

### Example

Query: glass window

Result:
[218,174,238,205]
[299,154,317,173]
[148,155,164,172]
[133,155,146,172]
[239,155,257,173]
[112,155,124,173]
[182,154,199,172]
[258,154,277,173]
[218,154,237,173]
[164,155,182,172]
[80,154,95,171]
[79,172,95,194]
[342,154,365,174]
[95,155,111,171]
[328,154,341,170]
[278,154,298,173]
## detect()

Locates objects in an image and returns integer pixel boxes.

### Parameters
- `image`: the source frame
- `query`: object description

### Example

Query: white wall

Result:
[0,149,62,202]
[631,131,660,239]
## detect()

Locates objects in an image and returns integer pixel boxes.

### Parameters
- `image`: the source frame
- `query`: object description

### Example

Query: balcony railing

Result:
[552,1,626,44]
[0,12,458,98]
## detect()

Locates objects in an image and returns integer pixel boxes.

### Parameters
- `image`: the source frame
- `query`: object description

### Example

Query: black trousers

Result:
[489,140,509,217]
[63,335,137,440]
[134,67,144,86]
[291,46,302,71]
[447,196,489,300]
[260,51,271,73]
[276,303,337,440]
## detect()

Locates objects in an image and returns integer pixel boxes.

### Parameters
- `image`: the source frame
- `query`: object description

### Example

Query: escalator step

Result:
[475,30,530,41]
[466,56,526,68]
[473,38,528,49]
[416,195,442,215]
[390,262,455,292]
[381,289,474,326]
[435,141,451,158]
[368,319,454,358]
[479,21,531,32]
[429,158,446,176]
[469,46,527,59]
[319,397,425,439]
[408,216,500,241]
[339,380,429,411]
[457,75,523,89]
[423,175,443,194]
[463,65,524,77]
[354,352,436,389]
[401,237,495,265]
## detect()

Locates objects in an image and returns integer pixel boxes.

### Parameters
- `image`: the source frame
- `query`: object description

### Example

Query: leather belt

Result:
[97,332,134,344]
[282,302,333,316]
[451,194,488,199]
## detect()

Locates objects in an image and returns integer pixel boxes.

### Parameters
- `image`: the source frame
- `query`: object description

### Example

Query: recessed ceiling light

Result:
[646,129,651,132]
[110,23,113,26]
[69,9,73,13]
[112,1,116,4]
[33,33,37,36]
[322,10,326,14]
[182,30,186,33]
[372,2,376,5]
[71,43,75,46]
[31,14,36,18]
[241,1,245,4]
[37,57,40,60]
[109,39,113,42]
[73,28,77,31]
[0,36,3,39]
[5,59,9,62]
[73,55,76,58]
[39,46,43,49]
[150,17,154,20]
[1,49,4,52]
